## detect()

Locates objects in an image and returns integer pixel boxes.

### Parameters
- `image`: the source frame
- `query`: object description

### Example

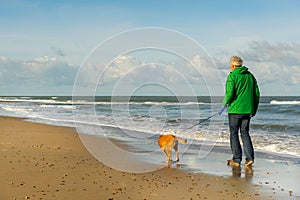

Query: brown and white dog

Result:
[158,134,187,162]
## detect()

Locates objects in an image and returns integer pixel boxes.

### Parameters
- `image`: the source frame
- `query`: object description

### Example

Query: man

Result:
[221,56,260,168]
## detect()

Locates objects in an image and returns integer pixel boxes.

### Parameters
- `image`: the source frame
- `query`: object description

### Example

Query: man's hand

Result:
[218,106,227,115]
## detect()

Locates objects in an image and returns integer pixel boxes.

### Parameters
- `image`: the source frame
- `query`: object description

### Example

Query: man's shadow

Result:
[231,166,254,178]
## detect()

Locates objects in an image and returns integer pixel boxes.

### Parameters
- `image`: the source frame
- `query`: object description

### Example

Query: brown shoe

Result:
[245,166,254,176]
[227,159,240,167]
[245,160,254,167]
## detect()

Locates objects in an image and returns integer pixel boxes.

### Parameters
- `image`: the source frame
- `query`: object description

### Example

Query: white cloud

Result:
[199,40,300,95]
[90,54,225,96]
[283,65,300,84]
[207,41,300,95]
[237,41,300,86]
[240,41,300,64]
[102,55,142,83]
[51,47,66,57]
[99,55,221,86]
[3,40,299,96]
[0,56,78,95]
[190,55,224,85]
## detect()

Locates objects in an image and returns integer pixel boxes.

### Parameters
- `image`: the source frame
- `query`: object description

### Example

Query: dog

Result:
[158,134,187,162]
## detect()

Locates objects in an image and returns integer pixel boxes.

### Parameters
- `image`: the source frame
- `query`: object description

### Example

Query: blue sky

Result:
[1,0,300,96]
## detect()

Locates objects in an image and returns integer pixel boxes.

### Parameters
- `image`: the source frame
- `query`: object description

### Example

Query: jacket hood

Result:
[232,66,249,74]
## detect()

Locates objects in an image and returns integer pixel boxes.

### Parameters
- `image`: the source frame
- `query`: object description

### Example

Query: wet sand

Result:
[0,116,297,199]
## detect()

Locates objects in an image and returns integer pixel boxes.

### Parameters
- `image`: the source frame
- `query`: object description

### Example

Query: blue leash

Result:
[186,112,218,130]
[185,106,226,130]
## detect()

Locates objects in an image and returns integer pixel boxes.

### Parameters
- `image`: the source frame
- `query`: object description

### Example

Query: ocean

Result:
[0,96,299,163]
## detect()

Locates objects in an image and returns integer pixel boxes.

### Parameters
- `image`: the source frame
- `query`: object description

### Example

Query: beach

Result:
[1,116,298,200]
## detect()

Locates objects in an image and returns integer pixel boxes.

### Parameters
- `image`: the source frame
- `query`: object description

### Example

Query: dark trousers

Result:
[228,114,254,163]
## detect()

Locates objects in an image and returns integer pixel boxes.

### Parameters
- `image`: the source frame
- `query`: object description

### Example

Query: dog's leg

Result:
[163,148,172,161]
[162,148,168,157]
[166,149,172,161]
[174,141,179,162]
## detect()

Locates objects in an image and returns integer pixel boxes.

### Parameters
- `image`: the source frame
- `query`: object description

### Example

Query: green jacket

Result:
[222,66,260,115]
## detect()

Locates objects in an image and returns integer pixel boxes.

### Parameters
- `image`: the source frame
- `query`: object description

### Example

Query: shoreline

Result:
[0,116,297,199]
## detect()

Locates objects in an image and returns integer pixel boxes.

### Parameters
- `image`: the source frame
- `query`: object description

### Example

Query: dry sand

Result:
[0,116,278,199]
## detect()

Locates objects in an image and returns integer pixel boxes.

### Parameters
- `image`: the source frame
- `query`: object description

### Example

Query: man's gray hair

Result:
[230,56,243,66]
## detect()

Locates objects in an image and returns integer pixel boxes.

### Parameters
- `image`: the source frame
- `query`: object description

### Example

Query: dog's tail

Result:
[175,137,187,144]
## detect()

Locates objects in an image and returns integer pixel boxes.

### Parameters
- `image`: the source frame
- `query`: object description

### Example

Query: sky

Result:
[1,0,300,96]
